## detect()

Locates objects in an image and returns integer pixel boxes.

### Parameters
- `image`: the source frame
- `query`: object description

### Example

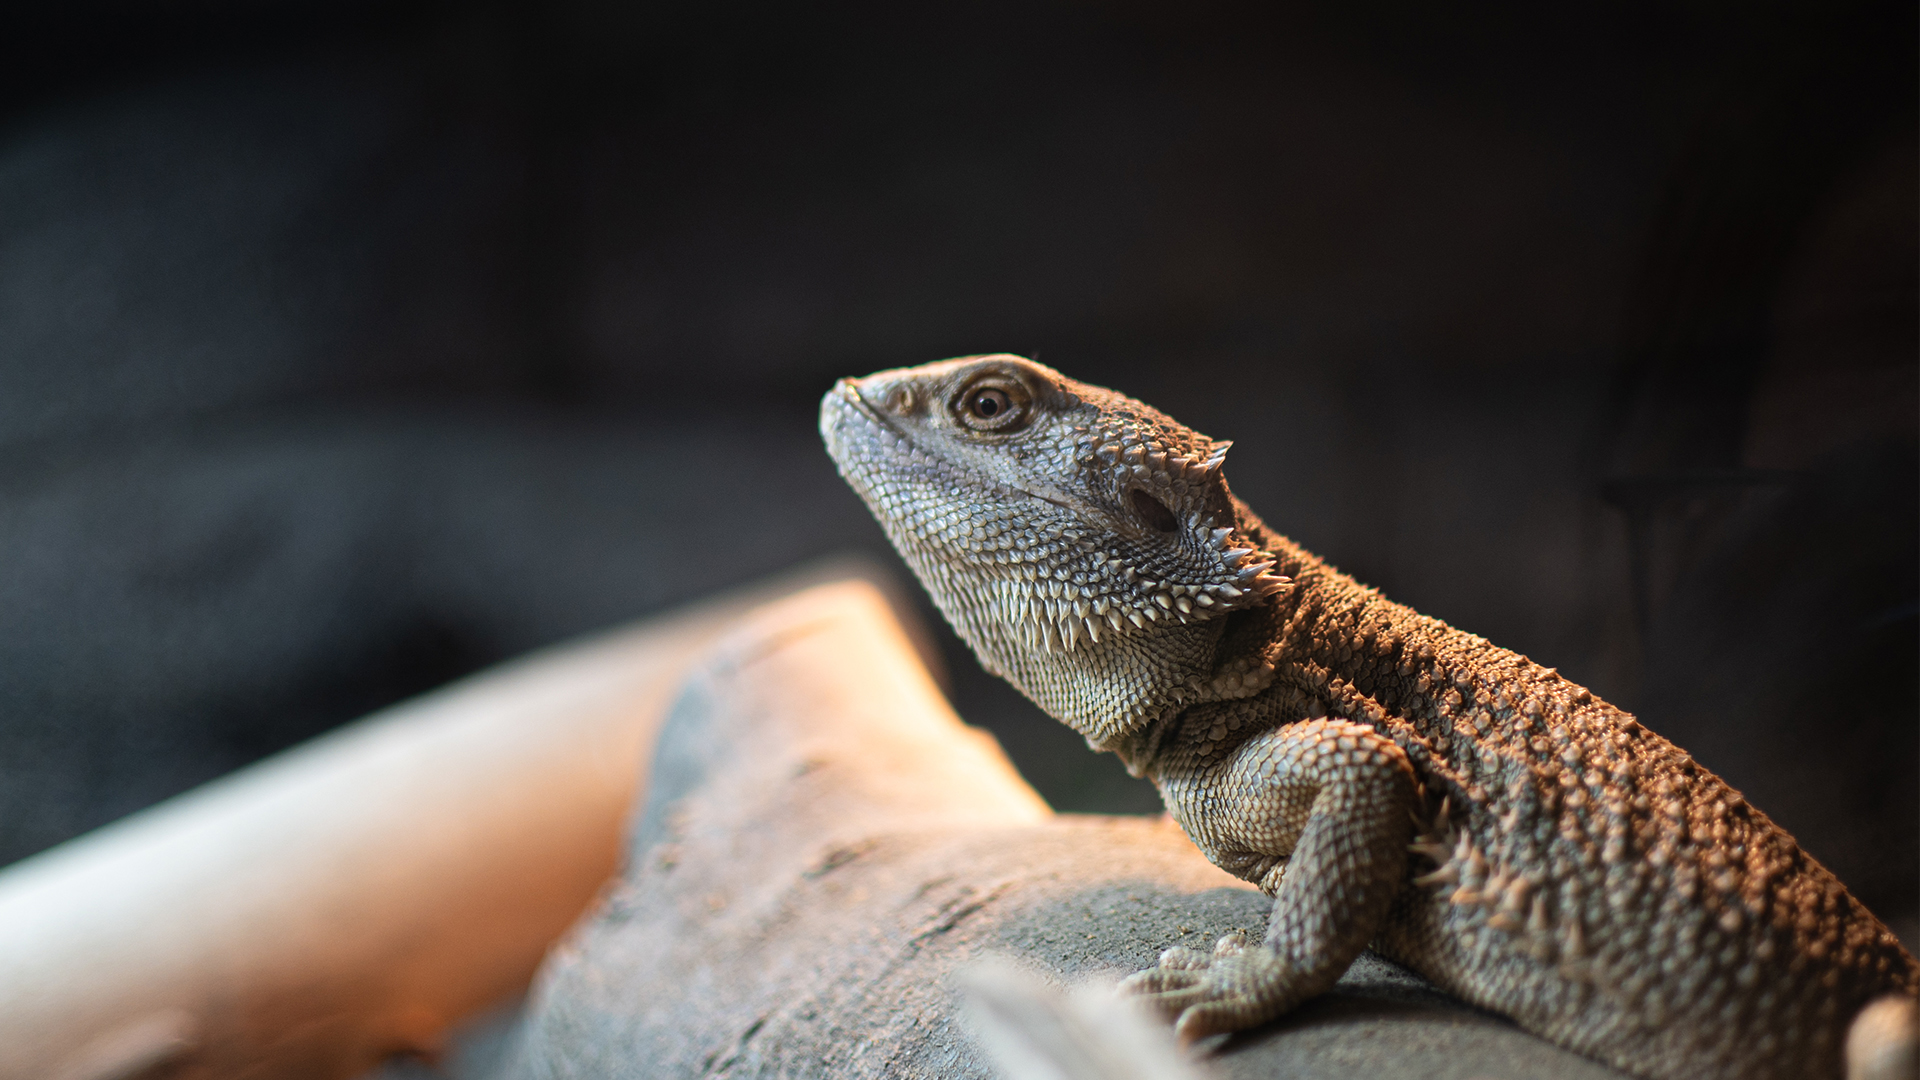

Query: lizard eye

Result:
[954,378,1031,432]
[971,388,1010,418]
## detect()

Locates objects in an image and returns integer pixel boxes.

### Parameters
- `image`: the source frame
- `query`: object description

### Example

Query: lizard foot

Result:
[1119,932,1295,1042]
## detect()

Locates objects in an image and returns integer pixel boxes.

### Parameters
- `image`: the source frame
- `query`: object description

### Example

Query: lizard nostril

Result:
[884,385,917,415]
[1130,488,1178,532]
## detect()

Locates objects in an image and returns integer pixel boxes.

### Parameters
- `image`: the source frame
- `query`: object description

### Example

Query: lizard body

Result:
[819,354,1917,1080]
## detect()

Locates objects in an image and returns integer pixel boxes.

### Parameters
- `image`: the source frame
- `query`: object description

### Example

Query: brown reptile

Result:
[819,354,1918,1080]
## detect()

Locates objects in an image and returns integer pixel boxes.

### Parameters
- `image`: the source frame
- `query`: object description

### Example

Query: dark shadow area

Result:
[0,0,1911,939]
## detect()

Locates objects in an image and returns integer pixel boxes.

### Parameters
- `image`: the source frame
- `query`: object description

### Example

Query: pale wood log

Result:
[0,559,911,1080]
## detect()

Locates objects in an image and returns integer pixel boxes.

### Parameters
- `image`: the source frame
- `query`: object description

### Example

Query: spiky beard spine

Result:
[855,469,1288,767]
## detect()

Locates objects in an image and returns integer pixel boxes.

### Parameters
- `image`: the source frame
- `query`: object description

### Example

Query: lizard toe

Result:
[1156,945,1212,970]
[1175,998,1263,1043]
[1119,965,1207,996]
[1123,979,1219,1021]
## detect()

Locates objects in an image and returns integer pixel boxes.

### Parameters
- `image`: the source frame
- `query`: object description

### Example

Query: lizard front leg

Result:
[1126,716,1419,1040]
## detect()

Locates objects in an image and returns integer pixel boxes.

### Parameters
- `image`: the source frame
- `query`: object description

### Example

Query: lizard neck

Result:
[1221,498,1530,722]
[1224,499,1615,775]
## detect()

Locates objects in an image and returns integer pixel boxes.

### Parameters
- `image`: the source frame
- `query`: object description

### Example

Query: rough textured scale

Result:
[819,354,1919,1080]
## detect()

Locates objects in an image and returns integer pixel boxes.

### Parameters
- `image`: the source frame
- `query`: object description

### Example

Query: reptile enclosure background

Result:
[1,0,1913,944]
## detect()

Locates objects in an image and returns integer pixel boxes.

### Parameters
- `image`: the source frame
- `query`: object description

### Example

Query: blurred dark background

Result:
[0,0,1912,942]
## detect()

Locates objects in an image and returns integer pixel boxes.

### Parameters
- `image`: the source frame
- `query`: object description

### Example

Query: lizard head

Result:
[820,354,1291,761]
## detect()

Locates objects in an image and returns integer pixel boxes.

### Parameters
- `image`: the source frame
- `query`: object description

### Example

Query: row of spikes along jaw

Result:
[970,408,1296,689]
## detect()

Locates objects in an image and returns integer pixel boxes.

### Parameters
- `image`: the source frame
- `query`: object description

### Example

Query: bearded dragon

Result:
[818,354,1918,1080]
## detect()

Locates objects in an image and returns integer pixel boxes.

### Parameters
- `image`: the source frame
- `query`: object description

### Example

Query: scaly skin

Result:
[819,354,1918,1080]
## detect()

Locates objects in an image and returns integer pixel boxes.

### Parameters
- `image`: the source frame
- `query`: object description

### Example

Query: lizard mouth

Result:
[824,379,913,461]
[829,379,882,424]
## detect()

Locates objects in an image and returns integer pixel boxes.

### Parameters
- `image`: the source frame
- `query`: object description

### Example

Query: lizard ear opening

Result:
[1129,488,1178,532]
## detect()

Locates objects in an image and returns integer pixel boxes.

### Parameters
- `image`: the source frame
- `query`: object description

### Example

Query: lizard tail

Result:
[1847,995,1918,1080]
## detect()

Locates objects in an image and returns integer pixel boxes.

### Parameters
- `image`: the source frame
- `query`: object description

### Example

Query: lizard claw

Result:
[1211,931,1248,957]
[1120,939,1294,1041]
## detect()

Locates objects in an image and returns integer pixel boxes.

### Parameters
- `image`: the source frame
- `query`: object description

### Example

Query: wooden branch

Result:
[512,579,1631,1080]
[0,559,910,1080]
